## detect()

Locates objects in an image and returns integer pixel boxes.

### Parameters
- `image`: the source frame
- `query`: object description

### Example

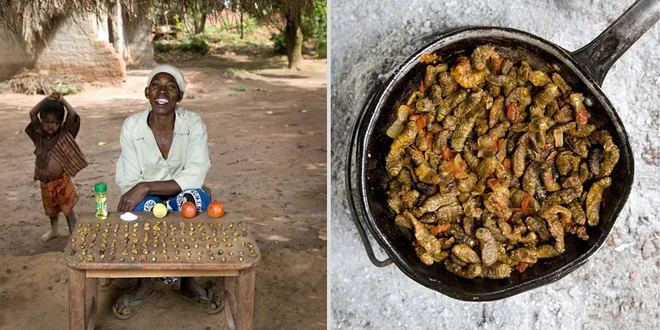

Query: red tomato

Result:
[207,200,225,218]
[181,201,197,219]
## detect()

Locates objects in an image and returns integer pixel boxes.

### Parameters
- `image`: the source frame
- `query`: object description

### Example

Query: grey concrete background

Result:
[330,0,659,329]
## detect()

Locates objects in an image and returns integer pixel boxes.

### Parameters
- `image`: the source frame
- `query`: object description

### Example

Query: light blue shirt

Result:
[116,106,211,194]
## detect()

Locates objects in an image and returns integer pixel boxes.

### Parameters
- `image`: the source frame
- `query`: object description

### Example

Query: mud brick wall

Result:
[0,30,29,80]
[36,12,126,86]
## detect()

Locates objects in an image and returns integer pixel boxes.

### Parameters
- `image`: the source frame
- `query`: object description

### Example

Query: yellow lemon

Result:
[153,203,168,218]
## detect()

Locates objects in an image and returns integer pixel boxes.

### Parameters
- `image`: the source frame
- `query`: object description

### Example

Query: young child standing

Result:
[25,92,88,241]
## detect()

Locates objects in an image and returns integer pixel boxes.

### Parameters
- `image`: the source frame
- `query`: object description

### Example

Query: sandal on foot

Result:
[112,290,155,320]
[181,288,225,315]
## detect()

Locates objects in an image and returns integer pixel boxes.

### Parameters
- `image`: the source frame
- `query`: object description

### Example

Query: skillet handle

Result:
[572,0,659,86]
[346,88,393,268]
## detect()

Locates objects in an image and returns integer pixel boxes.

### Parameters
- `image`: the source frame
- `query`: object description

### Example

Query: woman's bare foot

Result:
[41,229,59,242]
[179,277,224,314]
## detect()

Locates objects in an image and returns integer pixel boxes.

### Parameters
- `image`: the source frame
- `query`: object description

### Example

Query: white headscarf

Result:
[147,64,186,92]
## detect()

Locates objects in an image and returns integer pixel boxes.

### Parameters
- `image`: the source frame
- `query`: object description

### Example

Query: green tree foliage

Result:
[247,0,316,69]
[310,0,326,58]
[301,0,326,41]
[269,32,287,54]
[265,0,325,59]
[179,36,210,54]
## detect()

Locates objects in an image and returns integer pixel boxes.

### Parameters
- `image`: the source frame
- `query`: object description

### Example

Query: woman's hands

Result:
[117,183,150,212]
[117,180,182,212]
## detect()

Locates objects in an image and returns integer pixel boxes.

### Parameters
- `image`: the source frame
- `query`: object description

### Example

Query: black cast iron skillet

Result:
[346,0,659,301]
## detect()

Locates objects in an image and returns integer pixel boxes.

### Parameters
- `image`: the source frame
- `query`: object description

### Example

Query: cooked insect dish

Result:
[385,44,620,279]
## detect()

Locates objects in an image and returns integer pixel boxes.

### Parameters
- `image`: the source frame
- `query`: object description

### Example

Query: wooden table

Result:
[64,212,261,330]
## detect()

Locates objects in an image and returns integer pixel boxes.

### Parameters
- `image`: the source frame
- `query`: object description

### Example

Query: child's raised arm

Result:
[30,92,63,121]
[28,93,58,121]
[55,93,78,121]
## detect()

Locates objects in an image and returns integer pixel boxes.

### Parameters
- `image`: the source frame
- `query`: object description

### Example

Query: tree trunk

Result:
[284,11,303,70]
[109,3,125,59]
[239,6,244,39]
[194,12,207,34]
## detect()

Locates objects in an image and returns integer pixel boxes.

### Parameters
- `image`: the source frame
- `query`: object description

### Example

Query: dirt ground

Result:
[0,52,327,329]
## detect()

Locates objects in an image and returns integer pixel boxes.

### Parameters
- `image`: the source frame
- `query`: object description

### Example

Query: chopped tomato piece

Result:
[441,147,452,160]
[516,262,529,273]
[415,116,427,130]
[429,222,451,235]
[497,139,506,150]
[487,178,500,190]
[441,160,455,172]
[502,158,512,169]
[453,160,467,178]
[577,108,589,126]
[521,194,533,213]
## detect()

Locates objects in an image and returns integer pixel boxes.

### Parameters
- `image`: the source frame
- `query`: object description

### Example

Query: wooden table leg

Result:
[225,286,237,330]
[85,278,97,330]
[236,268,256,330]
[68,268,86,330]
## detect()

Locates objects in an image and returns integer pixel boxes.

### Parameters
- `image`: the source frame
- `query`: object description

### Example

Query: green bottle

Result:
[94,182,108,219]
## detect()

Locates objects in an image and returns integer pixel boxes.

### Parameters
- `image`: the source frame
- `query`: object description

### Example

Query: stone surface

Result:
[330,0,660,329]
